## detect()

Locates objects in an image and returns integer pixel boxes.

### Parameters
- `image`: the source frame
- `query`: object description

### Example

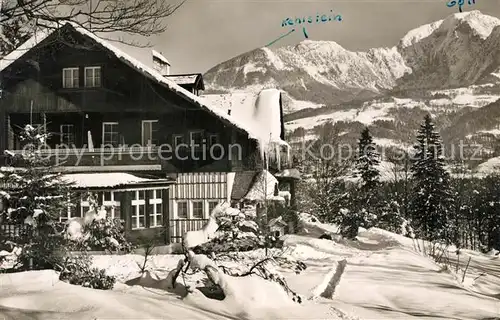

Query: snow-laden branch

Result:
[182,201,230,249]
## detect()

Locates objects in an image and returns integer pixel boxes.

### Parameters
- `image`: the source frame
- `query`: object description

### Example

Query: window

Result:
[131,190,146,229]
[80,197,91,217]
[173,134,184,146]
[148,189,163,227]
[59,205,78,221]
[209,134,219,146]
[79,192,119,219]
[177,201,188,218]
[60,124,75,146]
[59,204,77,221]
[102,122,119,147]
[84,66,101,88]
[142,120,158,146]
[62,67,79,88]
[173,134,185,150]
[189,131,204,147]
[208,201,219,215]
[60,194,78,222]
[102,192,120,219]
[192,200,204,219]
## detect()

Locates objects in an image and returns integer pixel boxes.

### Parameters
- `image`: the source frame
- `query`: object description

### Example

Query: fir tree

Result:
[347,128,381,237]
[410,115,454,243]
[0,124,74,269]
[355,127,380,190]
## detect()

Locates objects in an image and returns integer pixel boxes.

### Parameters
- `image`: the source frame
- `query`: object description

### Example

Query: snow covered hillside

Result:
[286,84,500,148]
[1,215,499,319]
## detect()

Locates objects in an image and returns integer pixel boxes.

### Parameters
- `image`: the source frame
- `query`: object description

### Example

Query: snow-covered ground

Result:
[1,216,499,319]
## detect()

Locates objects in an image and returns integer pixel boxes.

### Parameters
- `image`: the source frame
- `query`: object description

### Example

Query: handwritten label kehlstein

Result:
[446,0,475,13]
[282,10,342,27]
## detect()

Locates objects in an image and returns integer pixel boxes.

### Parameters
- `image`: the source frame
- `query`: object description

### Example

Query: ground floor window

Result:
[192,200,204,219]
[102,192,120,219]
[131,190,146,229]
[127,188,167,229]
[148,189,163,227]
[177,201,188,219]
[173,199,221,219]
[208,200,219,215]
[79,191,120,219]
[59,194,79,222]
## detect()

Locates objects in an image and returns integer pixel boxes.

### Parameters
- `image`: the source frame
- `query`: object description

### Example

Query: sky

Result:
[121,0,500,75]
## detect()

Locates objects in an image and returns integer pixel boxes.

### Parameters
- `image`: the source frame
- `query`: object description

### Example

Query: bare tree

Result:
[1,0,185,41]
[385,148,413,218]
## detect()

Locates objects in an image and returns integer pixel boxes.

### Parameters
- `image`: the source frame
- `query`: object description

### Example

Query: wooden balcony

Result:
[4,147,163,172]
[2,145,239,173]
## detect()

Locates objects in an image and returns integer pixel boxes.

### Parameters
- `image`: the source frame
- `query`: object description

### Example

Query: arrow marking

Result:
[266,28,295,47]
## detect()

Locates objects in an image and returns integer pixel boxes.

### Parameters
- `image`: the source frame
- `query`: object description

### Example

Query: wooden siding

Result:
[169,172,228,201]
[169,218,207,243]
[167,172,227,242]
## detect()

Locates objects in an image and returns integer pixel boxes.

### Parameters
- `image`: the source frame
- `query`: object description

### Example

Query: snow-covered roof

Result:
[61,173,173,189]
[166,74,201,85]
[151,49,170,65]
[201,90,287,156]
[269,216,287,227]
[0,22,283,146]
[274,168,301,180]
[244,170,285,202]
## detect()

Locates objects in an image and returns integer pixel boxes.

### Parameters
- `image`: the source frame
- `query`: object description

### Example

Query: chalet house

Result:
[0,22,294,244]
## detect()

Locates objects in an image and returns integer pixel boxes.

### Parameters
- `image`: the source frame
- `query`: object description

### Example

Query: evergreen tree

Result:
[0,124,74,269]
[355,127,380,190]
[346,127,381,237]
[410,115,454,243]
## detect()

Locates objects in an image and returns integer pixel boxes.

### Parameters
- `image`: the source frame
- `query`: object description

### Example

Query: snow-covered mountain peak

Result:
[440,10,500,39]
[400,19,444,48]
[399,11,500,49]
[282,39,346,55]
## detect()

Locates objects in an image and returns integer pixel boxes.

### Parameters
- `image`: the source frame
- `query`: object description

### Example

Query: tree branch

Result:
[1,0,186,42]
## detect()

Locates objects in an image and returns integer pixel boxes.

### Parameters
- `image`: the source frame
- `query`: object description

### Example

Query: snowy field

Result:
[1,216,499,319]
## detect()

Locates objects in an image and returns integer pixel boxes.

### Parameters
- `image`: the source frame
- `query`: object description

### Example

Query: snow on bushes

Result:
[80,217,133,253]
[169,201,308,306]
[58,253,116,290]
[192,203,269,254]
[65,192,133,253]
[172,250,306,304]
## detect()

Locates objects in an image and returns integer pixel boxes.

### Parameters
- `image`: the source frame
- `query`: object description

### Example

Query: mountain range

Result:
[203,10,500,173]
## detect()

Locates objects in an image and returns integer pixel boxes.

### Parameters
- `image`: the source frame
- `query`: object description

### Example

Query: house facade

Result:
[0,23,291,244]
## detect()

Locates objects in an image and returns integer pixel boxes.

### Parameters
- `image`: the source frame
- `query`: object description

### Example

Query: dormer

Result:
[165,73,205,96]
[152,49,170,75]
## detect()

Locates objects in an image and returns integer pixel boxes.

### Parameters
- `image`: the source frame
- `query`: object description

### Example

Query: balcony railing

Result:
[4,147,163,171]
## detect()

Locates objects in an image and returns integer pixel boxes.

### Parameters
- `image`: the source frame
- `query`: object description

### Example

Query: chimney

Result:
[152,49,170,76]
